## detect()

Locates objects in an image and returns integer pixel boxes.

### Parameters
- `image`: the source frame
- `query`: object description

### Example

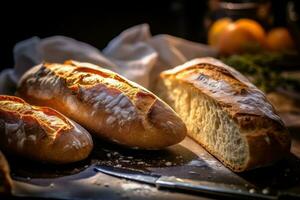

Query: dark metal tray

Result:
[8,133,300,200]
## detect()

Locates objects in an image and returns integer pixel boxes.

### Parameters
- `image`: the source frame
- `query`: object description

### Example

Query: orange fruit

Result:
[266,27,294,51]
[208,18,267,55]
[218,23,257,55]
[208,18,232,46]
[235,18,266,47]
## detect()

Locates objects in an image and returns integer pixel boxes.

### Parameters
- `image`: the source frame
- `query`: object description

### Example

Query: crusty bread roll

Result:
[156,57,291,172]
[0,151,12,194]
[17,61,186,149]
[0,95,93,164]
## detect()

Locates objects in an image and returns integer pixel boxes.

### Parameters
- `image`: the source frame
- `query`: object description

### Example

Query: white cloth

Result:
[0,24,217,94]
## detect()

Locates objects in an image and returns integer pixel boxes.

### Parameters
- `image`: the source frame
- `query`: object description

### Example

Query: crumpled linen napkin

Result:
[0,23,217,94]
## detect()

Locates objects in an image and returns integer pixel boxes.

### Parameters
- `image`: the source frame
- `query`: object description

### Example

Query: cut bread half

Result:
[156,57,291,172]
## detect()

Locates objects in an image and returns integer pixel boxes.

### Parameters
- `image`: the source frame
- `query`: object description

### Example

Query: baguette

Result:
[0,95,93,164]
[156,57,291,172]
[17,61,186,149]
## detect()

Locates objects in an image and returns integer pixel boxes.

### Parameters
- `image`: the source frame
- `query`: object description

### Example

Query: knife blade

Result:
[94,165,278,199]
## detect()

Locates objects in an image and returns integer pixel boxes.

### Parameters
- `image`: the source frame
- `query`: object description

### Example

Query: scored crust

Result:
[0,95,72,141]
[159,57,291,172]
[0,95,93,164]
[17,61,187,149]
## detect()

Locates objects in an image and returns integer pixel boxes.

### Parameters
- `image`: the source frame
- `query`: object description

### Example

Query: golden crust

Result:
[17,61,186,149]
[0,95,71,140]
[161,58,284,129]
[0,95,93,164]
[160,57,291,171]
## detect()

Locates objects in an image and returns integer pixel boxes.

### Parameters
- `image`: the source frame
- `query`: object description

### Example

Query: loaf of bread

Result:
[0,151,12,194]
[17,61,186,149]
[156,57,291,172]
[0,95,93,164]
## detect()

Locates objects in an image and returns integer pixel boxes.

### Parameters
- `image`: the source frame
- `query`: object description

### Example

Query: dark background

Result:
[0,0,294,70]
